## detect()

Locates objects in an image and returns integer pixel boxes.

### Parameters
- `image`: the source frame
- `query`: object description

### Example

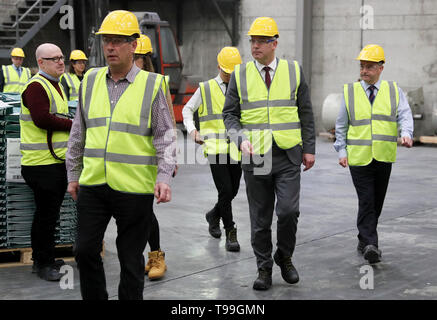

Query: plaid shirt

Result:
[66,63,176,186]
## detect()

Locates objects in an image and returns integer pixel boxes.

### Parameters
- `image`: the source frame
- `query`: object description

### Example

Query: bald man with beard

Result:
[20,43,72,281]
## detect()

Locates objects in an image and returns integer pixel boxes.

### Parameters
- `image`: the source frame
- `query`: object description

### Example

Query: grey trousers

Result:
[243,148,301,271]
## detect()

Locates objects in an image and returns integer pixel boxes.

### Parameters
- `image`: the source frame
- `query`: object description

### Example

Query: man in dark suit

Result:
[223,16,316,290]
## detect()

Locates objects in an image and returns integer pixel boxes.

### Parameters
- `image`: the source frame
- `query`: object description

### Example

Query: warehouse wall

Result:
[180,0,437,135]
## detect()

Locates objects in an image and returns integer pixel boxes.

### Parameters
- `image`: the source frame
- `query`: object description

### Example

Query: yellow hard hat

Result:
[135,34,153,55]
[356,44,385,63]
[70,50,88,61]
[11,48,25,58]
[248,17,279,38]
[96,10,140,38]
[217,47,242,74]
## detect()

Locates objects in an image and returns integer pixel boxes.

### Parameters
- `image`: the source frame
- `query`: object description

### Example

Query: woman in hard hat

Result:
[60,50,88,101]
[134,34,177,281]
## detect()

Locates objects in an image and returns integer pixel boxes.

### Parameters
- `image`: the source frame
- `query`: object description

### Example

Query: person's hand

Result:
[240,140,253,156]
[302,153,315,171]
[67,181,80,201]
[401,136,413,148]
[190,130,204,145]
[154,182,171,204]
[339,157,348,168]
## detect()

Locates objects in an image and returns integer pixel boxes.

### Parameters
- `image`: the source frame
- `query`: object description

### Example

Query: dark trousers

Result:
[75,184,154,300]
[21,163,68,267]
[243,147,301,271]
[209,154,242,230]
[148,211,160,251]
[349,159,392,247]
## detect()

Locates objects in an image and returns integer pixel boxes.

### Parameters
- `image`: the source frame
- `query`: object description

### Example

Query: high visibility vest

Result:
[235,59,302,154]
[61,72,81,100]
[78,67,163,194]
[344,80,399,166]
[20,74,70,166]
[2,65,31,93]
[198,79,240,161]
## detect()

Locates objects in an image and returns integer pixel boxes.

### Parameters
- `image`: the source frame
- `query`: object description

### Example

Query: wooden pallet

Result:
[0,244,75,268]
[0,242,105,268]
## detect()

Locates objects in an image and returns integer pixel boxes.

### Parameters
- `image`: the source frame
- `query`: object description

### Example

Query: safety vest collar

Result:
[238,59,298,110]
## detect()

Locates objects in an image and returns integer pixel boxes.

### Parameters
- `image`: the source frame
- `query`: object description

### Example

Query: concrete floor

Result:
[1,136,437,300]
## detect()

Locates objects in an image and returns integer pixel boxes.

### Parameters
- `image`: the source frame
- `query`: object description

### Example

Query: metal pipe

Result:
[295,0,313,88]
[68,0,76,52]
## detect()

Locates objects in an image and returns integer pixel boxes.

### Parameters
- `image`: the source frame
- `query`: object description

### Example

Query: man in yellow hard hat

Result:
[223,17,316,290]
[66,10,176,300]
[334,44,413,264]
[60,50,88,100]
[183,46,242,251]
[0,47,32,93]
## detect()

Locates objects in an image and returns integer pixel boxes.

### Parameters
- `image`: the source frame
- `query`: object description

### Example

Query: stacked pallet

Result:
[0,96,78,252]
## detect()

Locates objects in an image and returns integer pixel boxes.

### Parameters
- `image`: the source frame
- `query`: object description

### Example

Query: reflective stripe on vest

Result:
[198,79,240,161]
[78,67,162,194]
[235,59,302,154]
[20,74,69,165]
[2,65,31,93]
[344,80,399,166]
[63,72,81,100]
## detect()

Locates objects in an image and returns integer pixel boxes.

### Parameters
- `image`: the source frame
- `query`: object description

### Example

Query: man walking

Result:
[334,44,414,264]
[183,47,242,252]
[223,17,316,290]
[66,10,176,300]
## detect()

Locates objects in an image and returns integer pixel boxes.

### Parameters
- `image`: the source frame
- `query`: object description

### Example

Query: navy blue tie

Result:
[368,85,376,104]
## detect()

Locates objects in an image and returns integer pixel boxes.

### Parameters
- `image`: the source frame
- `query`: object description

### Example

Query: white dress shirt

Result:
[254,57,277,82]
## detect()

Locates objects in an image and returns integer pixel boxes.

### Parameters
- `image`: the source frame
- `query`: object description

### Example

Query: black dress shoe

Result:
[225,227,240,252]
[32,259,66,273]
[253,269,272,290]
[357,241,366,254]
[363,245,381,264]
[205,207,221,238]
[37,264,63,281]
[273,251,299,284]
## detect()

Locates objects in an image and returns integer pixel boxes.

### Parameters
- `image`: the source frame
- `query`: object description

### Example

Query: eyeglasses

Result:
[249,38,276,45]
[102,36,132,46]
[42,56,65,63]
[359,64,381,71]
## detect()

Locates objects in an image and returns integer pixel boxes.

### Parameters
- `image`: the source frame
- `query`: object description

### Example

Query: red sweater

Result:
[21,74,72,131]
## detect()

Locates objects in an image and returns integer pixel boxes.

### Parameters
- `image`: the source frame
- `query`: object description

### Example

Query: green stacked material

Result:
[0,102,78,249]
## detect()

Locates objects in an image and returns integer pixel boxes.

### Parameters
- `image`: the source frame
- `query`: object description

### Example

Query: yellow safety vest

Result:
[344,80,399,166]
[78,67,163,194]
[235,59,302,154]
[198,79,240,161]
[61,72,81,100]
[2,65,31,93]
[20,74,70,165]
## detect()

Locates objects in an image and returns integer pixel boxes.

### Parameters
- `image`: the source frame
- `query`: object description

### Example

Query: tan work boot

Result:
[147,250,167,280]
